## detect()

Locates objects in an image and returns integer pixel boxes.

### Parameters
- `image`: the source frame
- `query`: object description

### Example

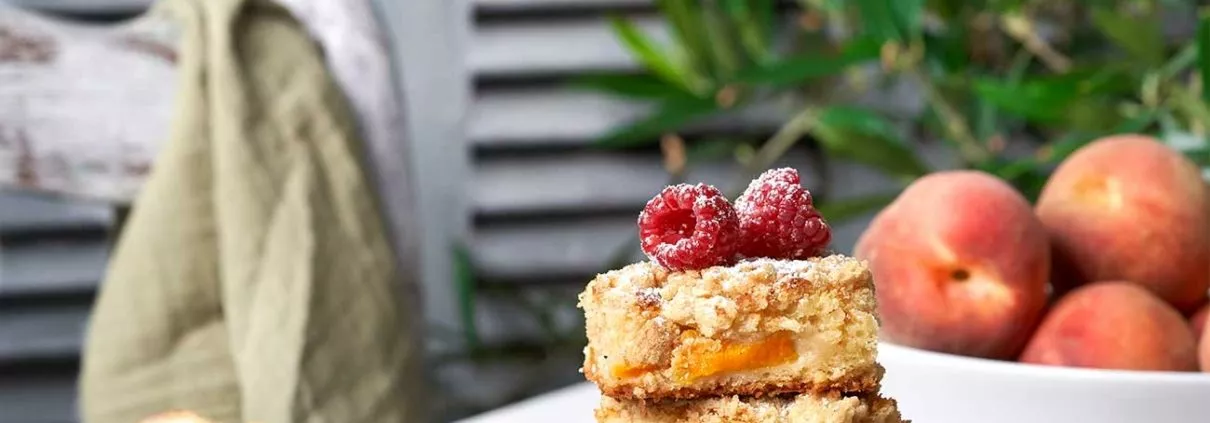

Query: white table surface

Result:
[455,382,600,423]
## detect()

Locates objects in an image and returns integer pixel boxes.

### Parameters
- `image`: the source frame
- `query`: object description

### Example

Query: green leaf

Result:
[701,3,742,77]
[973,70,1132,127]
[1198,12,1210,103]
[816,192,899,224]
[853,0,902,42]
[655,0,713,83]
[1064,99,1126,132]
[926,0,966,19]
[974,78,1078,124]
[973,51,1032,140]
[721,0,770,64]
[812,106,930,179]
[452,244,481,351]
[1044,110,1160,163]
[889,0,925,39]
[974,157,1050,203]
[1091,6,1165,66]
[609,15,698,92]
[922,27,971,74]
[752,0,776,56]
[853,0,924,42]
[734,37,881,88]
[1161,43,1198,80]
[988,0,1030,12]
[595,97,721,148]
[571,73,698,101]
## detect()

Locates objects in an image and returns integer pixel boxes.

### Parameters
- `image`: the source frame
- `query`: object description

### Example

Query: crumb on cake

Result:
[578,254,882,400]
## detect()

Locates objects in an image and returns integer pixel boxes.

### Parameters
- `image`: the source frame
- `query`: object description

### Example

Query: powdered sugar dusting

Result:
[636,286,663,308]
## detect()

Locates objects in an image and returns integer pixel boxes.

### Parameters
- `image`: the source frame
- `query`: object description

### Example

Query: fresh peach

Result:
[1021,281,1198,371]
[1036,134,1210,313]
[1202,320,1210,372]
[1193,303,1209,344]
[855,170,1049,360]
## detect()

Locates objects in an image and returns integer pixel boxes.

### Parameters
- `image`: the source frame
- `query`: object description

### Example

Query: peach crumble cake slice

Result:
[578,254,882,400]
[595,391,907,423]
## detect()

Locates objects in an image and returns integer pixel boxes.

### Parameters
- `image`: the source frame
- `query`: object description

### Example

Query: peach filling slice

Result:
[609,331,799,382]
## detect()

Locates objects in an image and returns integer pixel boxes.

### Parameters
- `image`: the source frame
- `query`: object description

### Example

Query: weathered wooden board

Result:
[0,0,412,211]
[0,5,177,202]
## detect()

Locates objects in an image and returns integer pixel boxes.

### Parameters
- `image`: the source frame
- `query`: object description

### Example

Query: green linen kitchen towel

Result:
[79,0,424,421]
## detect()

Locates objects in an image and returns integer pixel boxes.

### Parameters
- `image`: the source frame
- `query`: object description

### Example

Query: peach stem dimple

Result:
[951,268,970,282]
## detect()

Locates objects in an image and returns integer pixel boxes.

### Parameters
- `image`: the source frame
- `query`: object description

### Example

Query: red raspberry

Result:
[638,183,740,271]
[735,168,831,259]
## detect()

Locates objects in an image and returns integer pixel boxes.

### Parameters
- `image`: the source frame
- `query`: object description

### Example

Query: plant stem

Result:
[905,68,992,165]
[1000,13,1073,73]
[1160,43,1198,80]
[744,107,819,180]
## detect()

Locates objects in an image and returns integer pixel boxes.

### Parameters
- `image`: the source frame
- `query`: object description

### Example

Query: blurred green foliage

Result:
[578,0,1210,214]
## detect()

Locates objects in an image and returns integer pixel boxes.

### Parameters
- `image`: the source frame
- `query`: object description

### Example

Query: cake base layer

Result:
[579,255,882,400]
[595,392,907,423]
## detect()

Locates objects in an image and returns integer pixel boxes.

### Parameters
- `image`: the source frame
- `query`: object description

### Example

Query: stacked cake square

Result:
[579,256,906,422]
[577,168,908,422]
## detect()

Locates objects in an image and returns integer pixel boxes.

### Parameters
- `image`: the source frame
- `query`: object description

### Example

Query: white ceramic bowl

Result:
[878,341,1210,423]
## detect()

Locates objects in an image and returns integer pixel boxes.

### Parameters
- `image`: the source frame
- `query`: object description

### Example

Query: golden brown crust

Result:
[595,391,908,423]
[579,254,882,400]
[591,363,884,401]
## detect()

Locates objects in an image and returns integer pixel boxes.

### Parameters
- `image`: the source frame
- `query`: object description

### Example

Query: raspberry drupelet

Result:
[735,168,831,260]
[637,183,740,271]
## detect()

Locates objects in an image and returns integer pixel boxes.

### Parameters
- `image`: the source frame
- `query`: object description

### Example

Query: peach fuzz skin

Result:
[1193,304,1208,345]
[1035,135,1210,314]
[1021,282,1198,372]
[1200,316,1210,372]
[1202,316,1210,372]
[855,170,1049,360]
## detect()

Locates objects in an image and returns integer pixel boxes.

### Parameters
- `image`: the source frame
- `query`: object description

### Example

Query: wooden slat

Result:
[472,215,639,282]
[470,88,788,147]
[0,373,77,423]
[475,0,648,9]
[470,89,648,146]
[473,150,816,215]
[0,191,111,232]
[472,286,582,345]
[0,238,108,296]
[0,304,89,361]
[5,0,149,14]
[470,16,663,76]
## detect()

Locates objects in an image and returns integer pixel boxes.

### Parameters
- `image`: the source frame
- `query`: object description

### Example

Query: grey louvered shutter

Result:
[0,192,114,423]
